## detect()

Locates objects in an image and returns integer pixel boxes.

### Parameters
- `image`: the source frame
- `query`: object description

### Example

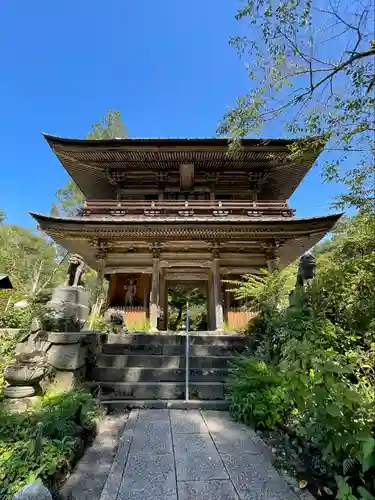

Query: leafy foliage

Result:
[227,212,375,499]
[0,390,101,499]
[220,1,375,211]
[228,356,287,429]
[86,110,128,140]
[168,285,207,331]
[0,219,66,330]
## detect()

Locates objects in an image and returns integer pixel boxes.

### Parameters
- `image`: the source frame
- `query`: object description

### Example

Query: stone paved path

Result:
[96,409,301,500]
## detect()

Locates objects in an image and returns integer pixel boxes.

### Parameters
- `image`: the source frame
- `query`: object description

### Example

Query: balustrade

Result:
[80,200,295,218]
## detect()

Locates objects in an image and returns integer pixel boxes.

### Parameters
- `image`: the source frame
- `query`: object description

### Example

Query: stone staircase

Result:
[88,333,250,410]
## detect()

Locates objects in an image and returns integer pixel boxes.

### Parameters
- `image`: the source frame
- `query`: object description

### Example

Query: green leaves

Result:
[0,390,101,500]
[86,110,127,140]
[221,0,375,211]
[228,355,287,429]
[357,486,375,500]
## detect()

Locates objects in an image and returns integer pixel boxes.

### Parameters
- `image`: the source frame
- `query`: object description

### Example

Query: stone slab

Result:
[61,413,128,500]
[97,382,224,400]
[220,452,298,500]
[99,410,139,500]
[104,400,230,411]
[173,433,228,481]
[137,409,170,421]
[47,343,86,370]
[178,480,240,500]
[91,367,228,383]
[106,333,249,346]
[118,453,177,499]
[62,409,297,500]
[48,332,84,344]
[201,412,256,435]
[170,410,209,434]
[130,422,173,455]
[210,429,262,455]
[103,344,245,356]
[97,354,230,369]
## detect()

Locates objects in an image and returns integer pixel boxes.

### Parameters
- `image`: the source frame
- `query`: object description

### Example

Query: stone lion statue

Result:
[296,250,316,287]
[64,254,85,287]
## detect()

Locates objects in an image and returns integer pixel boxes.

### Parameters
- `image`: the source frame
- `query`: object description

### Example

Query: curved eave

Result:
[42,133,325,200]
[43,134,301,148]
[30,211,341,270]
[30,211,341,227]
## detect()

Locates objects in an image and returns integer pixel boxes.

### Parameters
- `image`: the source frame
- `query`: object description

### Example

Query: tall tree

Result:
[219,0,375,211]
[86,110,128,140]
[51,110,127,217]
[0,224,65,301]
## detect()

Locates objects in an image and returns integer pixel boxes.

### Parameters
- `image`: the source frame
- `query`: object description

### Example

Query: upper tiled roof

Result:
[43,134,324,200]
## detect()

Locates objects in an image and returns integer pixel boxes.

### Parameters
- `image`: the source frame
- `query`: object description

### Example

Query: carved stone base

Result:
[4,385,36,398]
[4,365,46,386]
[3,396,40,413]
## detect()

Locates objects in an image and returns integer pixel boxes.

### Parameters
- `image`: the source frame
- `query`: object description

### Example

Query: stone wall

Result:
[3,330,106,402]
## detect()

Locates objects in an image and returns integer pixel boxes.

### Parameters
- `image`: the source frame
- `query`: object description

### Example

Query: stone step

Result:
[89,381,225,400]
[105,333,249,346]
[96,354,232,369]
[102,343,246,356]
[90,367,229,383]
[102,399,230,411]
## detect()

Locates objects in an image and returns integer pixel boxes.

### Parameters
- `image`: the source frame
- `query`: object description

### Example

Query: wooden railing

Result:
[81,200,295,218]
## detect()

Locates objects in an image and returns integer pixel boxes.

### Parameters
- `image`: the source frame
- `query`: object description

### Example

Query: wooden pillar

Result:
[224,276,231,325]
[149,244,161,332]
[159,269,168,330]
[207,271,215,330]
[212,245,224,331]
[105,274,116,309]
[95,261,105,301]
[143,281,149,310]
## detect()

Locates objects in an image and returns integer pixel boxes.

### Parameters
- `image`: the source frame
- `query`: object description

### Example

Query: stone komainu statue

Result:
[296,250,316,287]
[65,254,85,287]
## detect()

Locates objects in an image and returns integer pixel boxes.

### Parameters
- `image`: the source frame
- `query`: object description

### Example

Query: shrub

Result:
[226,213,375,498]
[227,355,287,429]
[280,331,374,468]
[0,390,101,499]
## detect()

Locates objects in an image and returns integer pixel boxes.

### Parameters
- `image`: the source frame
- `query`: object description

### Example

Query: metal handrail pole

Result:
[185,300,190,402]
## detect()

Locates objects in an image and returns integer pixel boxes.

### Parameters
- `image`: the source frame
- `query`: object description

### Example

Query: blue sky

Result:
[0,0,346,228]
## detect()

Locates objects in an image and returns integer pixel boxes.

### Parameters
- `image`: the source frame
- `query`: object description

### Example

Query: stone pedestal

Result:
[47,285,89,331]
[45,332,87,391]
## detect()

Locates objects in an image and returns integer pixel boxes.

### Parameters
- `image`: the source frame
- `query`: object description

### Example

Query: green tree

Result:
[86,110,128,140]
[219,1,375,211]
[0,225,64,297]
[51,110,127,217]
[50,180,85,217]
[168,285,207,330]
[0,223,67,327]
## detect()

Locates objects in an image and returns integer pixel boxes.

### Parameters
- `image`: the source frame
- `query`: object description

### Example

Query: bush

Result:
[0,390,102,499]
[227,212,375,499]
[227,355,287,429]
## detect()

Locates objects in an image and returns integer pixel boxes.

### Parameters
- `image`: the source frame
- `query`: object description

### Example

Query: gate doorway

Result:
[167,283,208,331]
